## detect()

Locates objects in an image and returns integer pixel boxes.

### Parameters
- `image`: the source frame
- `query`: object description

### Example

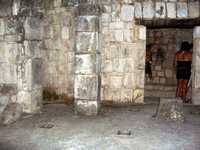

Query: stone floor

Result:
[0,103,200,150]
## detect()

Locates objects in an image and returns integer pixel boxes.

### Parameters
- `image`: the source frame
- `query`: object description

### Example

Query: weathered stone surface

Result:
[156,98,184,122]
[134,2,142,18]
[74,75,98,100]
[188,1,199,18]
[0,19,5,35]
[139,26,146,40]
[12,0,21,16]
[177,2,188,18]
[75,100,99,116]
[0,0,12,17]
[143,1,154,19]
[120,5,134,22]
[24,17,42,40]
[110,30,123,42]
[76,16,99,32]
[75,54,96,74]
[167,3,176,18]
[133,89,144,103]
[0,84,17,96]
[109,22,124,29]
[193,27,200,38]
[1,102,22,125]
[76,32,98,52]
[155,2,166,18]
[0,96,10,114]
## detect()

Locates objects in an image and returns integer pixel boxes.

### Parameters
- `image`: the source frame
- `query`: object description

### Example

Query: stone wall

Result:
[145,28,193,98]
[42,7,76,100]
[0,0,44,113]
[100,1,146,105]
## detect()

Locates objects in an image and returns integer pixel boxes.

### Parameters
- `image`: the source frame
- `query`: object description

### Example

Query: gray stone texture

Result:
[157,98,184,122]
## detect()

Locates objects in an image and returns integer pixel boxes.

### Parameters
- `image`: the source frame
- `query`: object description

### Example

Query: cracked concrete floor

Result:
[0,104,200,150]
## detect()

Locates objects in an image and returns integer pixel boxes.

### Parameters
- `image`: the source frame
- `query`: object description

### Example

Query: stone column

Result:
[74,3,101,116]
[17,16,43,113]
[192,27,200,105]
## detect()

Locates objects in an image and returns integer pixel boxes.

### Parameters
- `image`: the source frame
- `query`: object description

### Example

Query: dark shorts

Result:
[176,61,192,80]
[145,62,152,75]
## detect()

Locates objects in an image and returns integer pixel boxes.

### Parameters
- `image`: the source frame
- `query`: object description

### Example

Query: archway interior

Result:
[144,28,193,102]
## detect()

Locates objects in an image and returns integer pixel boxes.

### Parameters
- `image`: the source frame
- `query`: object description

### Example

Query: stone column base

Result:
[75,100,99,116]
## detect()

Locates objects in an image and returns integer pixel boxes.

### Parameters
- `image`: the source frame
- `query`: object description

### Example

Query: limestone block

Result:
[134,2,142,18]
[135,70,145,89]
[101,13,111,23]
[76,32,98,53]
[24,17,42,40]
[124,58,134,73]
[111,89,121,102]
[53,0,62,8]
[112,58,126,73]
[157,98,184,121]
[155,2,166,18]
[165,69,173,78]
[120,5,134,22]
[76,16,99,32]
[110,76,122,89]
[133,89,144,103]
[121,89,133,103]
[167,3,176,18]
[17,91,31,112]
[109,22,124,29]
[32,59,43,86]
[75,54,96,74]
[123,73,134,88]
[102,5,111,13]
[4,34,22,43]
[0,96,10,114]
[75,100,99,116]
[12,0,20,16]
[123,29,133,42]
[188,1,199,18]
[110,30,123,42]
[74,75,98,100]
[101,60,112,73]
[24,41,42,58]
[177,2,188,18]
[0,19,5,35]
[3,43,18,63]
[139,26,146,40]
[143,1,154,19]
[17,88,42,113]
[61,27,69,40]
[193,27,200,38]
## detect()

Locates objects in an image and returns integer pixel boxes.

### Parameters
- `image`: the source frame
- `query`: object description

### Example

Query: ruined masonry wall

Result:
[42,7,76,99]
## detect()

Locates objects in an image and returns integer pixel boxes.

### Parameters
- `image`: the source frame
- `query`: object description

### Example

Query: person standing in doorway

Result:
[174,41,193,103]
[145,44,153,80]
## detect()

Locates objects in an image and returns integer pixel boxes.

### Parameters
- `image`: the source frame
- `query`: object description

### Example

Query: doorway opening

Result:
[144,28,193,101]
